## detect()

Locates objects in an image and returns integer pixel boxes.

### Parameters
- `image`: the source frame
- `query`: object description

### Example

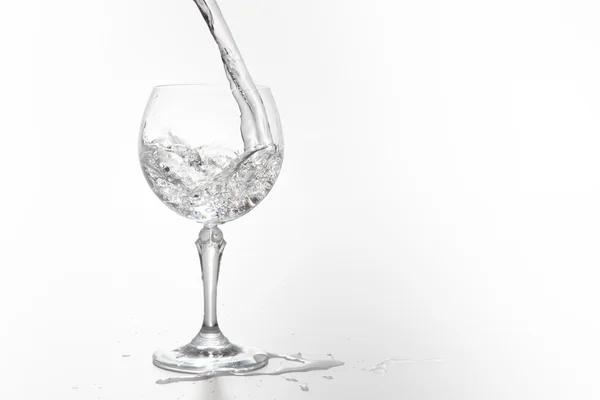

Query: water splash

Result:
[156,352,344,384]
[140,134,282,224]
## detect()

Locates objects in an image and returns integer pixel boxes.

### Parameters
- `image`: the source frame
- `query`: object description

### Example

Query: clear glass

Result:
[139,84,283,373]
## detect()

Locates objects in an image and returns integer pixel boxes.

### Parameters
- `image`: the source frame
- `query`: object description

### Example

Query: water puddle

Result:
[364,357,444,374]
[156,352,344,384]
[366,358,413,374]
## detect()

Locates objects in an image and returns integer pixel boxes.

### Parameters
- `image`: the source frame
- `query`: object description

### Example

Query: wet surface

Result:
[155,352,345,384]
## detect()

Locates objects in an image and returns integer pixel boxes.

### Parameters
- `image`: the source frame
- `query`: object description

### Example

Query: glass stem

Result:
[192,226,230,347]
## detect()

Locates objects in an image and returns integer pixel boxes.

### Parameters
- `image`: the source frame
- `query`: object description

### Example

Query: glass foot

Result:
[152,227,268,375]
[153,342,268,374]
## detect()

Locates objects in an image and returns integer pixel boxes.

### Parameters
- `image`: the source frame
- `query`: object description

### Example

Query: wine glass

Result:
[139,84,283,373]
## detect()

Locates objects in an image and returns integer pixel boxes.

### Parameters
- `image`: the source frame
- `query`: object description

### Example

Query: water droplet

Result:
[121,354,131,358]
[299,384,309,392]
[284,377,298,382]
[323,375,333,380]
[326,353,333,358]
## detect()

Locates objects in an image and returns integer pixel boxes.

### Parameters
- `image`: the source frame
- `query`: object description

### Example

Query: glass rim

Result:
[153,83,272,92]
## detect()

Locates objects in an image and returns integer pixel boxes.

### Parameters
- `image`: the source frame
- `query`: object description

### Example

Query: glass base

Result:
[152,227,268,375]
[153,342,269,374]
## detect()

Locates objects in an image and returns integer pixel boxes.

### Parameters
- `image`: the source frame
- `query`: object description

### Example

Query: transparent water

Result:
[140,0,283,225]
[140,132,283,224]
[156,353,344,385]
[299,383,310,392]
[366,358,414,374]
[192,0,272,149]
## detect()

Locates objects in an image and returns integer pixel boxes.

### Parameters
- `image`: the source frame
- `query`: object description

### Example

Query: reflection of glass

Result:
[197,378,227,400]
[139,84,283,373]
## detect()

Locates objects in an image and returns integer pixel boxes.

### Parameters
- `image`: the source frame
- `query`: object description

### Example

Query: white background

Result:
[2,0,600,399]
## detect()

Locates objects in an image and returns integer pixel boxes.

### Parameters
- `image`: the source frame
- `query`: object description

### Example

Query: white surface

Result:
[2,0,600,399]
